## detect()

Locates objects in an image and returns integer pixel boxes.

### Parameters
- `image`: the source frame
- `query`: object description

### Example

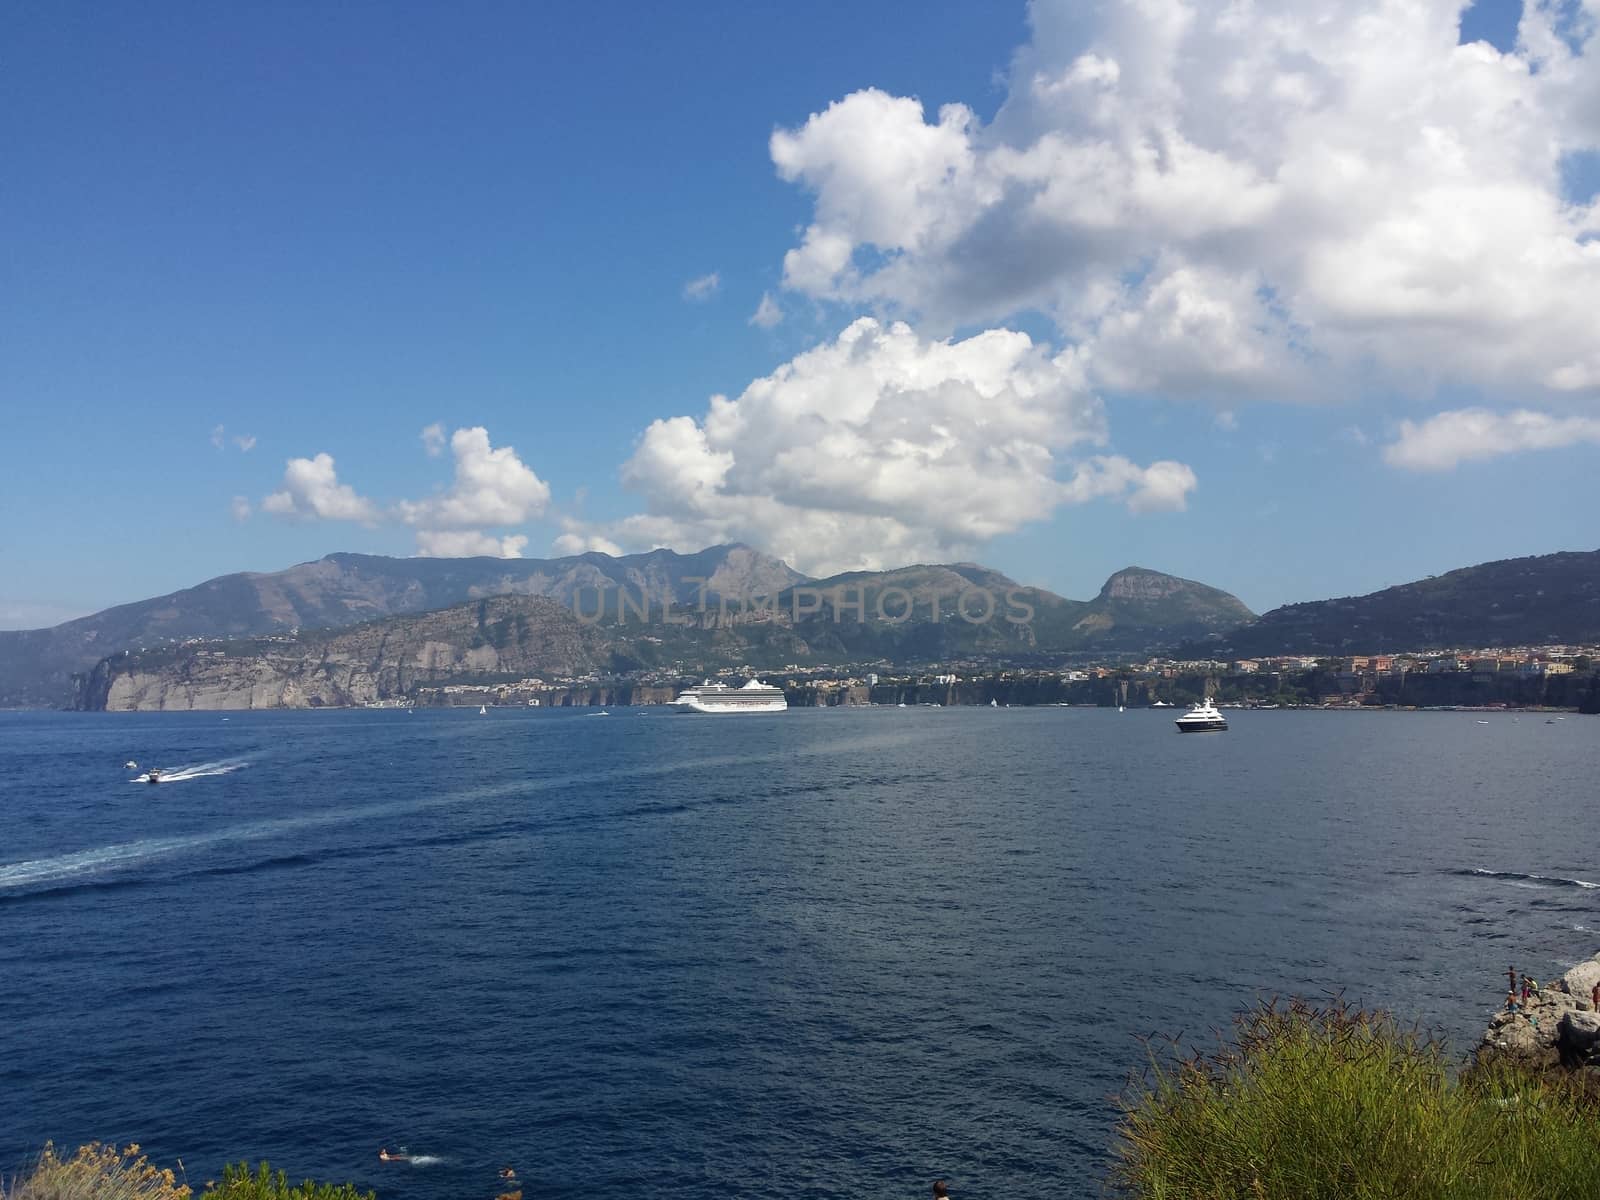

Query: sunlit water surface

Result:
[1,707,1596,1198]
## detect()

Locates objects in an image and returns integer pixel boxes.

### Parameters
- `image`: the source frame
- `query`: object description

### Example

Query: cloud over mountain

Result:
[771,0,1600,412]
[262,453,380,523]
[261,427,548,558]
[395,426,550,532]
[561,316,1194,574]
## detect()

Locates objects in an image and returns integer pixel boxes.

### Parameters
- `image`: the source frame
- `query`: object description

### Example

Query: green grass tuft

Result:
[1113,997,1600,1199]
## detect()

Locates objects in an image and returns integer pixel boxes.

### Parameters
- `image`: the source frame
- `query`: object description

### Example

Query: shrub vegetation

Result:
[2,1152,369,1200]
[1114,998,1600,1199]
[3,1143,189,1200]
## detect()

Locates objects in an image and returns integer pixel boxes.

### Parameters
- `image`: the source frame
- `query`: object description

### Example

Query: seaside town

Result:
[391,644,1600,711]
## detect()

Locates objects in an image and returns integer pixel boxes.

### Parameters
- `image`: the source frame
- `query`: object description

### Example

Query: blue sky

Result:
[3,0,1597,626]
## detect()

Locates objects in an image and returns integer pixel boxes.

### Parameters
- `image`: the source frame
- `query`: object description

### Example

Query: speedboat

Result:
[1175,699,1228,733]
[146,768,162,784]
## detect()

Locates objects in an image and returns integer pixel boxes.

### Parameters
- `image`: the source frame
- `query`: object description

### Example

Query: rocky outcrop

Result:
[1477,952,1600,1071]
[1071,567,1257,650]
[77,596,617,711]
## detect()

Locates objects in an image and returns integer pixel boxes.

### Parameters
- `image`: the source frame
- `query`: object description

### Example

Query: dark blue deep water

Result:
[2,708,1597,1198]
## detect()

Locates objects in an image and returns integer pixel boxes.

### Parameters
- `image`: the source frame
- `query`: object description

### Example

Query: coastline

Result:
[1476,951,1600,1073]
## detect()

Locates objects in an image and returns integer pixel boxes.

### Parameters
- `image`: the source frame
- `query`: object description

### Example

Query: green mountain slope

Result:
[1071,567,1258,650]
[1212,549,1600,656]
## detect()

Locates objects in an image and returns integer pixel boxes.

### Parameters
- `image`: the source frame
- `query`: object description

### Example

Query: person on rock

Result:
[1592,982,1600,1012]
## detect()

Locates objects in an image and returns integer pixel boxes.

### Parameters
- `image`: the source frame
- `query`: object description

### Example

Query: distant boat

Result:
[1175,699,1228,733]
[1152,700,1172,708]
[479,705,488,715]
[146,768,162,784]
[989,698,998,708]
[590,710,610,717]
[124,760,138,769]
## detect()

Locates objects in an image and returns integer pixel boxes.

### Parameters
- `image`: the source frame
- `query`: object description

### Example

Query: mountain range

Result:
[1205,549,1600,658]
[8,543,1600,709]
[0,545,1250,707]
[0,545,804,707]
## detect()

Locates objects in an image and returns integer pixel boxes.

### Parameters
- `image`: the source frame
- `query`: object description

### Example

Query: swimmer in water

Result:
[378,1149,409,1163]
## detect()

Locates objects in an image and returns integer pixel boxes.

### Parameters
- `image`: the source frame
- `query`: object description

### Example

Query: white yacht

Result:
[1175,698,1228,733]
[675,678,787,714]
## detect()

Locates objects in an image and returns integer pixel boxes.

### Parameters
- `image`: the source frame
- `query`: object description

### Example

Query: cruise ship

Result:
[674,678,788,714]
[1175,697,1228,733]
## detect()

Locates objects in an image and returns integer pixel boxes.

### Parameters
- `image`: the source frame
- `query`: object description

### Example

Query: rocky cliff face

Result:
[4,543,806,707]
[1069,567,1257,649]
[78,596,615,711]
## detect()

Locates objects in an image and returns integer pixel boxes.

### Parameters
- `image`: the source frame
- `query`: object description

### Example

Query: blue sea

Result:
[2,707,1596,1198]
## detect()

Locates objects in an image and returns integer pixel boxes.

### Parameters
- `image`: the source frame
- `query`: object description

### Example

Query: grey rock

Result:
[1557,1010,1600,1067]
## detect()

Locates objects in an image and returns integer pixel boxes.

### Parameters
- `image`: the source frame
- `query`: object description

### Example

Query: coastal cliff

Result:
[77,596,615,711]
[1477,952,1600,1072]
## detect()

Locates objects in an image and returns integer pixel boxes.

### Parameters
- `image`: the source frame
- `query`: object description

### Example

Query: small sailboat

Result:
[479,705,488,715]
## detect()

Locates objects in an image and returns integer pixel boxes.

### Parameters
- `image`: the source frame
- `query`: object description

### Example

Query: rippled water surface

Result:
[2,707,1596,1198]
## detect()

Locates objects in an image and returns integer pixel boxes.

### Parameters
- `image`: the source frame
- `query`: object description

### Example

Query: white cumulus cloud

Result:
[1384,407,1600,470]
[769,0,1600,407]
[396,426,551,530]
[260,428,550,556]
[562,317,1194,574]
[261,453,380,523]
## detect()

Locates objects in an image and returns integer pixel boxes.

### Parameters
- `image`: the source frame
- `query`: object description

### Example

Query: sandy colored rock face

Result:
[1560,958,1600,1001]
